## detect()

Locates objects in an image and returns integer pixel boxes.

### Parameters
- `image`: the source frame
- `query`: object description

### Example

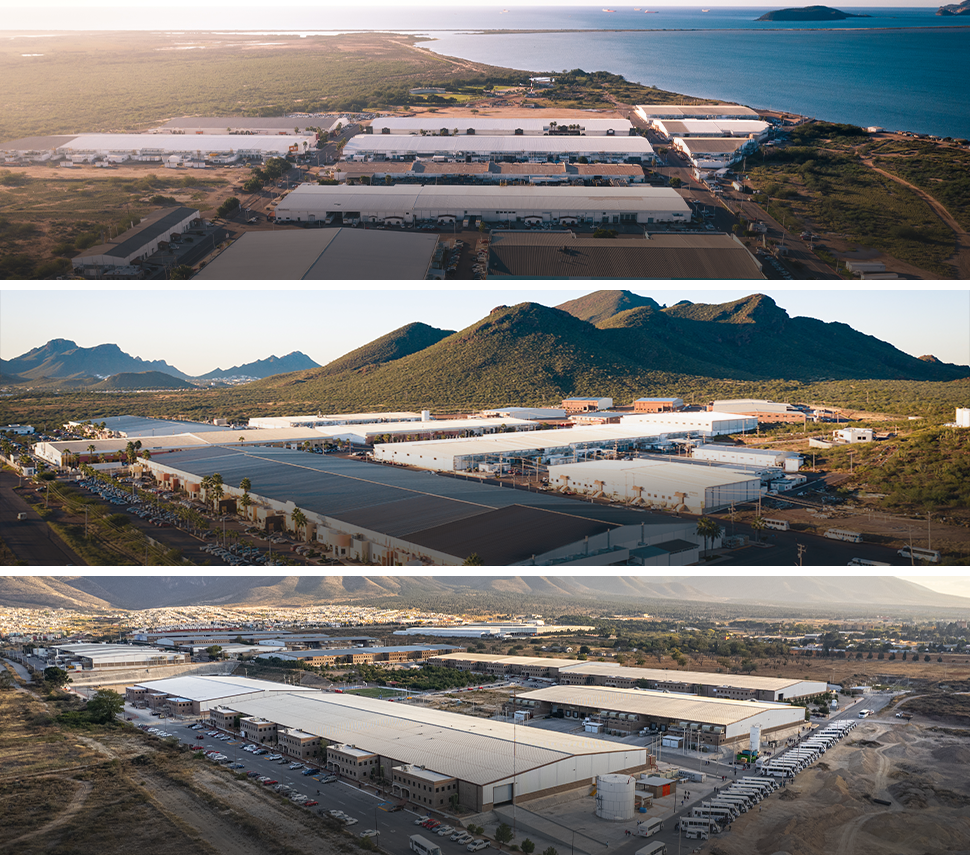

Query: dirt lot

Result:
[0,687,354,855]
[698,714,970,855]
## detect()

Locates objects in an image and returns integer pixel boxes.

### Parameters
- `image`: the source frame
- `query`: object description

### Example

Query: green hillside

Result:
[92,371,197,391]
[556,290,661,324]
[315,322,454,377]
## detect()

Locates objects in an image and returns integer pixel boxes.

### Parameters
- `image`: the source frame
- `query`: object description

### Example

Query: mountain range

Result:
[227,291,968,411]
[1,575,966,614]
[0,339,319,385]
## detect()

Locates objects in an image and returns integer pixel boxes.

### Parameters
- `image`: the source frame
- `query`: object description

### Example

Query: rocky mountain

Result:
[315,322,455,377]
[937,0,970,15]
[91,371,198,391]
[756,5,869,21]
[555,291,661,325]
[1,339,190,382]
[197,352,320,381]
[1,575,966,613]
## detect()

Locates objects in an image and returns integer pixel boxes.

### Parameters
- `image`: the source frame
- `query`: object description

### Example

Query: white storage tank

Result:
[596,774,635,821]
[750,724,762,753]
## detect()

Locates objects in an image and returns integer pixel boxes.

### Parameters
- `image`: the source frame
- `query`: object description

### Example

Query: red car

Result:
[262,780,278,786]
[191,745,204,751]
[305,801,319,807]
[195,735,205,740]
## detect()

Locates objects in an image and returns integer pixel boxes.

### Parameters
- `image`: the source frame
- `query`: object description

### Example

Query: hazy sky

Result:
[1,285,966,376]
[0,1,946,8]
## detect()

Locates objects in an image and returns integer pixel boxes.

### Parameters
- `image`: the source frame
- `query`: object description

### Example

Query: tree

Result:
[521,841,535,854]
[751,516,767,543]
[86,688,124,723]
[696,516,723,557]
[205,645,224,659]
[463,553,484,565]
[291,507,308,540]
[170,264,195,280]
[44,666,72,688]
[494,824,513,849]
[240,477,252,493]
[216,196,241,218]
[542,848,559,855]
[240,492,252,520]
[209,473,225,512]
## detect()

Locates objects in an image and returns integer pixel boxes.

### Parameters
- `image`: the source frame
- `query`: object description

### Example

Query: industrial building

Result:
[691,443,803,471]
[137,445,710,565]
[486,233,765,280]
[312,416,538,446]
[255,644,462,666]
[154,116,345,134]
[248,413,423,429]
[635,105,761,122]
[49,133,315,160]
[393,624,594,640]
[634,398,684,413]
[671,136,757,169]
[334,160,647,185]
[273,185,690,227]
[955,408,970,428]
[478,407,568,421]
[505,685,806,746]
[342,134,654,163]
[708,399,807,425]
[563,397,614,413]
[430,654,827,702]
[71,207,200,273]
[219,691,652,811]
[549,459,763,513]
[371,419,756,473]
[123,675,318,715]
[43,643,186,671]
[66,415,226,438]
[648,120,770,140]
[195,229,443,280]
[368,117,636,136]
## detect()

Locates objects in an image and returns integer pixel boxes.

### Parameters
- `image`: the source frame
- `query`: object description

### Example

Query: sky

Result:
[1,285,967,377]
[0,1,946,9]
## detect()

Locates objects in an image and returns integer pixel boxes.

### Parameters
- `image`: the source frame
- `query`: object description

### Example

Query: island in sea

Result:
[937,0,970,15]
[756,5,871,21]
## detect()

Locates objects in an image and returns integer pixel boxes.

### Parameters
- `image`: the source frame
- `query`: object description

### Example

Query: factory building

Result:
[478,407,568,421]
[634,398,684,413]
[123,675,318,715]
[195,229,443,281]
[65,416,227,438]
[393,624,594,640]
[136,445,709,566]
[635,105,761,122]
[549,459,763,513]
[618,411,758,437]
[313,416,538,446]
[708,399,807,425]
[563,397,614,413]
[43,643,186,671]
[342,134,654,163]
[368,117,637,136]
[248,413,423,429]
[691,443,803,472]
[220,691,652,812]
[273,185,690,227]
[833,427,874,443]
[429,654,827,702]
[671,136,758,169]
[50,133,315,160]
[71,207,200,273]
[648,120,770,140]
[255,644,463,667]
[334,160,646,185]
[506,685,806,746]
[154,116,339,135]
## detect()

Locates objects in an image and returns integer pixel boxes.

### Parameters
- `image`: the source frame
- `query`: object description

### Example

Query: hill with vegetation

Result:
[555,291,661,324]
[197,351,319,381]
[756,5,868,20]
[1,339,189,382]
[937,0,970,15]
[91,371,197,391]
[315,322,454,377]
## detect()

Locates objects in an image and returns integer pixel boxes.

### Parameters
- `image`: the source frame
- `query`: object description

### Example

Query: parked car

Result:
[467,842,490,852]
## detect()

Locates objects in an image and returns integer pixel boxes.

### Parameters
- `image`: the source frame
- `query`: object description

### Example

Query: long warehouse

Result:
[549,459,763,513]
[39,133,315,159]
[273,185,690,226]
[429,654,827,701]
[342,134,654,163]
[507,685,806,746]
[222,691,651,811]
[368,116,636,136]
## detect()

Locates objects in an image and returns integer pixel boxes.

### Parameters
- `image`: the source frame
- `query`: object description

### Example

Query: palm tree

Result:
[751,516,767,544]
[240,492,253,521]
[240,477,251,494]
[696,516,723,557]
[87,444,97,460]
[209,474,225,513]
[291,507,308,541]
[141,450,151,460]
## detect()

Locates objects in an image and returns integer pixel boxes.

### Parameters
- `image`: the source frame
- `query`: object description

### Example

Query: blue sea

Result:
[5,6,968,138]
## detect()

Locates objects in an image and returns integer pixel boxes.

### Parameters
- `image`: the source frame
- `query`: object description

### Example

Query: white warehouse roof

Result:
[651,120,769,138]
[369,117,635,135]
[343,134,653,157]
[314,416,537,442]
[132,675,319,701]
[551,459,762,490]
[56,133,314,155]
[636,105,760,120]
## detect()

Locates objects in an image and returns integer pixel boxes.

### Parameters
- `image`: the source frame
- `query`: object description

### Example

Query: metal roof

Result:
[76,207,199,261]
[277,185,685,216]
[226,692,645,785]
[636,105,760,119]
[316,417,535,439]
[132,675,318,701]
[551,460,762,490]
[559,662,824,692]
[157,117,328,131]
[370,117,635,134]
[674,137,752,154]
[344,135,653,156]
[436,654,578,668]
[519,685,795,726]
[88,415,224,436]
[58,133,315,154]
[487,233,763,279]
[195,229,439,280]
[652,120,769,136]
[0,134,78,151]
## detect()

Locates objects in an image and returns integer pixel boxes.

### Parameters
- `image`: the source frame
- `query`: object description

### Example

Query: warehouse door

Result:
[493,783,514,805]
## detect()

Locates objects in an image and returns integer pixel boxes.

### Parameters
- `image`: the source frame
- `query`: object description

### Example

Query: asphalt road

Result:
[0,470,85,566]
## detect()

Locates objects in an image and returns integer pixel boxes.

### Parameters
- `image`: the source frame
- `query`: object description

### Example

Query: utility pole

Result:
[797,543,806,566]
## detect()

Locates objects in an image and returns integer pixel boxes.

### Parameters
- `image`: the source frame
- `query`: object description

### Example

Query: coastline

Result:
[417,25,970,35]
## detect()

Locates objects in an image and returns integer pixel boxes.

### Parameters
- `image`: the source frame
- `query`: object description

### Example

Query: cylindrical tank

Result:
[421,410,431,422]
[595,774,635,821]
[750,724,762,753]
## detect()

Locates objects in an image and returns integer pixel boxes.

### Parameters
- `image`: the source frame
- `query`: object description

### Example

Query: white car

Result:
[289,763,303,770]
[437,826,455,837]
[467,842,489,852]
[343,817,359,827]
[414,817,431,826]
[330,810,346,819]
[359,830,379,839]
